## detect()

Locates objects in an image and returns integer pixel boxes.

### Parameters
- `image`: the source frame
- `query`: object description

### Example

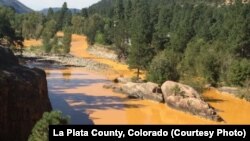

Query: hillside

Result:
[0,0,32,13]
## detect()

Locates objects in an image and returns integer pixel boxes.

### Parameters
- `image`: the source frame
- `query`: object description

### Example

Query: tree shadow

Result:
[47,69,144,125]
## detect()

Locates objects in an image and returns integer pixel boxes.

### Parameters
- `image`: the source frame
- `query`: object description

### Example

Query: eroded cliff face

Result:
[0,46,51,141]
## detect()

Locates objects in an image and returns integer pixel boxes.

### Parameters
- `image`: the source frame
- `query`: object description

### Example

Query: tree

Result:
[42,20,57,53]
[81,8,89,18]
[84,14,105,45]
[62,27,72,54]
[71,15,85,34]
[128,0,153,79]
[28,111,69,141]
[56,2,69,31]
[227,59,250,86]
[113,0,128,61]
[147,50,181,84]
[47,8,54,21]
[22,12,45,39]
[0,6,23,48]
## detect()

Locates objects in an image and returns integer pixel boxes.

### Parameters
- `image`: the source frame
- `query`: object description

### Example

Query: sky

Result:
[18,0,101,10]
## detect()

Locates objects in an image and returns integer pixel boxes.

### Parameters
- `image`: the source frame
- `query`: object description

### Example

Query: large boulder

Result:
[0,47,52,141]
[161,81,223,122]
[114,82,163,102]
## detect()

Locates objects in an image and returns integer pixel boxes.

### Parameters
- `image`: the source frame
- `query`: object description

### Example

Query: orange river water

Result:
[25,34,250,124]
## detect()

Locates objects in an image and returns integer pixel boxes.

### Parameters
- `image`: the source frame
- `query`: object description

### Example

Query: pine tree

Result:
[56,2,69,31]
[113,0,128,61]
[62,27,72,54]
[81,8,88,18]
[128,0,153,79]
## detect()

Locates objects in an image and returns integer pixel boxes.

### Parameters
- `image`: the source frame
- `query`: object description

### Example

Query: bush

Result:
[147,50,181,84]
[28,111,69,141]
[95,31,105,44]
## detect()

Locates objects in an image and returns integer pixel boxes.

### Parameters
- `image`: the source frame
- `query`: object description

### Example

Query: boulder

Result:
[118,82,163,102]
[0,47,52,141]
[161,81,223,122]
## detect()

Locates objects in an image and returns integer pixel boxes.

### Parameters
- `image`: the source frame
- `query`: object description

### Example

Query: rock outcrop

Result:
[161,81,223,122]
[0,47,52,141]
[106,82,163,102]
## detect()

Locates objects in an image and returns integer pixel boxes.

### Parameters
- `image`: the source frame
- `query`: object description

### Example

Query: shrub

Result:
[95,31,105,44]
[28,111,69,141]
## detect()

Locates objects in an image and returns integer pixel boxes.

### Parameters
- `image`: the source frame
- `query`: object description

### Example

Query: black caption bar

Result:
[49,125,249,140]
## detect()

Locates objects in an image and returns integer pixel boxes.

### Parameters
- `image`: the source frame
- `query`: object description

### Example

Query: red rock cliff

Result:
[0,46,52,141]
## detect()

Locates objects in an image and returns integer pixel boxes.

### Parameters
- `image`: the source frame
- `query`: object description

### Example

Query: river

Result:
[43,67,250,125]
[24,34,250,124]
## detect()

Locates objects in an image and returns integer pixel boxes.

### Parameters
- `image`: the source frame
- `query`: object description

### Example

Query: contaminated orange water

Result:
[27,33,250,124]
[46,68,250,124]
[46,68,215,124]
[70,34,143,79]
[203,90,250,124]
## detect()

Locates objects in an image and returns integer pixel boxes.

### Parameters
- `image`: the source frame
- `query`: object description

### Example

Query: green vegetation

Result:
[0,6,23,51]
[171,85,185,97]
[28,111,69,141]
[83,0,250,89]
[62,27,72,54]
[147,50,180,84]
[1,0,250,90]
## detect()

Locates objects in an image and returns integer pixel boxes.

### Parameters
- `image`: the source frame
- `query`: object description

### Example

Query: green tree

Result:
[84,14,105,45]
[56,2,69,31]
[81,8,89,18]
[71,15,85,34]
[128,0,153,79]
[147,50,181,84]
[42,20,57,53]
[47,8,54,21]
[227,59,250,86]
[113,0,128,61]
[62,27,72,54]
[22,12,45,39]
[28,111,69,141]
[0,6,23,48]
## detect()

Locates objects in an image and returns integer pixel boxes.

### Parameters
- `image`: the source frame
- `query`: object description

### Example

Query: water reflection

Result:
[62,69,72,82]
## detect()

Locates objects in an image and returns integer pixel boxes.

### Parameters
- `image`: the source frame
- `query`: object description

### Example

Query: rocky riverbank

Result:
[20,51,110,72]
[104,79,223,122]
[87,44,118,61]
[0,47,52,141]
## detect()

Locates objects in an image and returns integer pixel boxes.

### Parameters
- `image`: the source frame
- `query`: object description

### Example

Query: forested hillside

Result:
[85,0,250,88]
[0,0,249,89]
